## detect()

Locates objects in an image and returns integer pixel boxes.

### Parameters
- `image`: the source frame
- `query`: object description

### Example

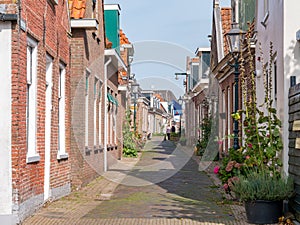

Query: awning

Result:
[107,93,119,106]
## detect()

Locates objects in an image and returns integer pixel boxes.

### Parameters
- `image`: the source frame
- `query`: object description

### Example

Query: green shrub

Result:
[232,170,294,201]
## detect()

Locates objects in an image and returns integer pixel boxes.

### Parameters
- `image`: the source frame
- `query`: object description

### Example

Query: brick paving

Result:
[22,136,250,225]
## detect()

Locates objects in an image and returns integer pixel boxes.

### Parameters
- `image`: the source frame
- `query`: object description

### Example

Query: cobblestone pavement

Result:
[23,136,249,225]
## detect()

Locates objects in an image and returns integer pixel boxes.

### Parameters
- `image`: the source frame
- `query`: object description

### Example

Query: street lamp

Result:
[225,22,245,150]
[131,83,139,133]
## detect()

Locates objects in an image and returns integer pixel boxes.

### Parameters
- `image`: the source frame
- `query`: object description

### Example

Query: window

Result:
[98,81,102,147]
[202,52,210,79]
[264,0,269,15]
[262,0,269,26]
[227,87,231,150]
[26,36,40,163]
[57,63,68,159]
[94,77,98,147]
[85,70,91,149]
[273,60,277,107]
[191,63,199,88]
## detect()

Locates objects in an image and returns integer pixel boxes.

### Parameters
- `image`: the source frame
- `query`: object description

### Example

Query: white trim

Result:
[0,21,13,215]
[44,54,53,200]
[85,69,90,149]
[104,49,127,71]
[104,57,112,172]
[70,19,98,30]
[104,4,121,13]
[26,36,39,163]
[57,64,68,160]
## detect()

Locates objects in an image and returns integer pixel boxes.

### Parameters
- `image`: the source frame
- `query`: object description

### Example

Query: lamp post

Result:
[225,22,245,151]
[131,83,139,133]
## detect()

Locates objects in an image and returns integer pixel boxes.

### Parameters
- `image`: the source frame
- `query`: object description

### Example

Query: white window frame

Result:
[94,77,98,147]
[57,63,68,159]
[85,69,91,149]
[44,54,53,199]
[227,87,231,150]
[98,81,103,147]
[26,36,40,163]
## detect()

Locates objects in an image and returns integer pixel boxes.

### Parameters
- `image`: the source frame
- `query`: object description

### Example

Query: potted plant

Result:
[232,169,294,224]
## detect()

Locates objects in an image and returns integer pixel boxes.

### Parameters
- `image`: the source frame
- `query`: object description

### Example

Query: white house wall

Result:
[0,21,13,223]
[256,0,300,174]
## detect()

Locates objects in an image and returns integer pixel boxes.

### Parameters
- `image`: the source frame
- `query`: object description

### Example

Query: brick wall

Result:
[9,0,71,222]
[69,0,106,189]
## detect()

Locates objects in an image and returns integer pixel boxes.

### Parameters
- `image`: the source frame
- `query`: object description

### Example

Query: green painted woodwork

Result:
[104,9,120,51]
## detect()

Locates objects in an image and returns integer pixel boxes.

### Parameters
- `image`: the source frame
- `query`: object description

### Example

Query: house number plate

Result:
[296,138,300,149]
[293,120,300,131]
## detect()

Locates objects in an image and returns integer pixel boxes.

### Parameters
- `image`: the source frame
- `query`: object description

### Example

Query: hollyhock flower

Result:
[213,166,220,174]
[234,162,243,169]
[225,161,236,172]
[223,183,229,192]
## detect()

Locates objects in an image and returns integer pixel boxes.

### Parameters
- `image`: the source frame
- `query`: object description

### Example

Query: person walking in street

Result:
[166,125,171,140]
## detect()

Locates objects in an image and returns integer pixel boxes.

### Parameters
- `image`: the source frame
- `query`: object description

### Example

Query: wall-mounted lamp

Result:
[175,72,188,80]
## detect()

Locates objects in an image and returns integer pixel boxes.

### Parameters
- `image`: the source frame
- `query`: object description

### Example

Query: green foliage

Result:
[218,40,286,198]
[122,147,138,158]
[232,169,294,201]
[122,110,138,157]
[196,117,212,156]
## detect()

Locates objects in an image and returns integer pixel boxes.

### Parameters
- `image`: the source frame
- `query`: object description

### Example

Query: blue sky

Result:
[104,0,231,97]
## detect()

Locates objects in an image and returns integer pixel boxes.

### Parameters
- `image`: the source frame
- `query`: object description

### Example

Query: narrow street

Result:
[23,137,246,225]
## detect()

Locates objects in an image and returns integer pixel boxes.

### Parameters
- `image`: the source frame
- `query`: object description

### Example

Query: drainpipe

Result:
[104,57,112,172]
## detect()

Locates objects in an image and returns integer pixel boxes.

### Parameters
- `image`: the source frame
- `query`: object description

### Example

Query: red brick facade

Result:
[69,0,106,189]
[0,0,72,222]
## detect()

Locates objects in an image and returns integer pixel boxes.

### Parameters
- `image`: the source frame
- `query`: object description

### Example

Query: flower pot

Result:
[245,200,283,224]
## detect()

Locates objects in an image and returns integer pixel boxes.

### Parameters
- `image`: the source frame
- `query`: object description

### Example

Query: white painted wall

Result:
[256,0,300,174]
[0,21,13,215]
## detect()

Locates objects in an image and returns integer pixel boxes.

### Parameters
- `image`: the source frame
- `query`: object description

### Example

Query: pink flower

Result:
[247,143,253,148]
[234,163,243,169]
[225,161,236,172]
[223,183,229,192]
[214,166,220,174]
[246,155,250,160]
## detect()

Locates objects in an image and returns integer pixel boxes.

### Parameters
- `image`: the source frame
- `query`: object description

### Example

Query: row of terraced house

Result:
[0,1,137,223]
[183,0,300,220]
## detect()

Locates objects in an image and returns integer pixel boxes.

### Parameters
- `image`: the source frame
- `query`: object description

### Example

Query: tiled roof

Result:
[68,0,86,19]
[221,7,232,55]
[119,29,131,45]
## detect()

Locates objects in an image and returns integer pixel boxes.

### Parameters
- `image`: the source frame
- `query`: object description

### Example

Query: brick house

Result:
[0,0,71,223]
[210,0,256,157]
[68,0,107,188]
[210,1,235,156]
[104,4,127,165]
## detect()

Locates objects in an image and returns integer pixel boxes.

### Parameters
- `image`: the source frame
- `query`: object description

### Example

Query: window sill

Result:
[27,154,40,164]
[57,153,69,160]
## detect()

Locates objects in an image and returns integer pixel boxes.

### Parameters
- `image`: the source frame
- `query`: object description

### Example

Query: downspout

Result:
[104,57,112,172]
